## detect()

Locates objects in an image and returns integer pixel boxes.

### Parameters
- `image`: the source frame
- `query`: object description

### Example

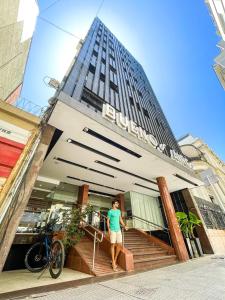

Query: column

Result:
[77,184,89,207]
[116,193,125,217]
[157,177,189,262]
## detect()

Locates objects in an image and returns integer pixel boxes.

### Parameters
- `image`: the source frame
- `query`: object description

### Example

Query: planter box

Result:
[194,237,204,257]
[185,237,194,259]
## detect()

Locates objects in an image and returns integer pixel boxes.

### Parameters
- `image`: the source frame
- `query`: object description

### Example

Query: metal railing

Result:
[14,97,48,118]
[126,215,172,246]
[92,210,108,234]
[81,219,104,271]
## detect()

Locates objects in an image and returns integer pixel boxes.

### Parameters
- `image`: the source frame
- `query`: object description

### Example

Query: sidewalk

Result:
[20,255,225,300]
[2,255,225,300]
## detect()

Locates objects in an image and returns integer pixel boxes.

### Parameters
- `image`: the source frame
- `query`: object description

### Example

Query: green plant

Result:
[176,211,202,238]
[62,204,94,251]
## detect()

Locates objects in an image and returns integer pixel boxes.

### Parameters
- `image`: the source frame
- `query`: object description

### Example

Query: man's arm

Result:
[107,217,110,234]
[120,216,128,230]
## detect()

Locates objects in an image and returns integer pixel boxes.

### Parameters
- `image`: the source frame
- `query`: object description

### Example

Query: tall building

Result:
[1,18,205,273]
[62,18,180,157]
[205,0,225,89]
[0,0,39,103]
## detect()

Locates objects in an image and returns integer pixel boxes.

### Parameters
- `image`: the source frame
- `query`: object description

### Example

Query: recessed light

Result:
[67,139,72,143]
[83,127,89,132]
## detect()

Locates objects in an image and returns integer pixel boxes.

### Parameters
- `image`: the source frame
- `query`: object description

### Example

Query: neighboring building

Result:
[0,0,39,103]
[205,0,225,89]
[179,134,225,254]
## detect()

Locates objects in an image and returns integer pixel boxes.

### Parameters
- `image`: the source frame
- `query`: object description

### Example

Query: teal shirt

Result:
[107,209,121,232]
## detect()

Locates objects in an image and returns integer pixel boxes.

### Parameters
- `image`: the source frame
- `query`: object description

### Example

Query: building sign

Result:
[102,104,193,169]
[0,120,30,144]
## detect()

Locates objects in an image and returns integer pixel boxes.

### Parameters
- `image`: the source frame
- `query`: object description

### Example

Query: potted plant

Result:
[176,211,203,258]
[62,204,94,252]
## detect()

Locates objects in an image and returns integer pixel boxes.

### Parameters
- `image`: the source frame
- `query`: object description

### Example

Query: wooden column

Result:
[77,184,89,207]
[116,193,125,217]
[156,176,189,262]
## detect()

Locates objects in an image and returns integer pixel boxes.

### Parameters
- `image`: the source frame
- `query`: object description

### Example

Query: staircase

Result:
[66,235,123,276]
[124,229,177,271]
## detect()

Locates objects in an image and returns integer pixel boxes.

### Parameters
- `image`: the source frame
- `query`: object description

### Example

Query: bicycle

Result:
[24,218,65,279]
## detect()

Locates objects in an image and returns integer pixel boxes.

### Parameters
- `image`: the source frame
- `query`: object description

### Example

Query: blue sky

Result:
[22,0,225,161]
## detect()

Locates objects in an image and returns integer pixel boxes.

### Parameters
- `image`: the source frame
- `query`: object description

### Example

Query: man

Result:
[107,200,128,271]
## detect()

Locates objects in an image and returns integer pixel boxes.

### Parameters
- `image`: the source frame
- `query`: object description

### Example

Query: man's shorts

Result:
[110,230,122,244]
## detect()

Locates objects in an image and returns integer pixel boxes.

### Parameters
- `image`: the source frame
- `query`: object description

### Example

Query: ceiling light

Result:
[67,139,72,143]
[83,127,89,132]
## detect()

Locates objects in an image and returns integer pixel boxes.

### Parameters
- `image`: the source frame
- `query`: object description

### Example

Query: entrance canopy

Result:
[39,93,203,198]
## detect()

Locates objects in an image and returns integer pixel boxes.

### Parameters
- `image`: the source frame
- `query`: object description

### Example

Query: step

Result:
[124,237,150,242]
[125,245,162,250]
[134,255,177,269]
[124,242,153,246]
[134,255,176,263]
[133,250,168,259]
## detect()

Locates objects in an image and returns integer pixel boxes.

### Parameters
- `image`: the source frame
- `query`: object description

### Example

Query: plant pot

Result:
[194,237,204,257]
[190,238,199,258]
[184,237,194,259]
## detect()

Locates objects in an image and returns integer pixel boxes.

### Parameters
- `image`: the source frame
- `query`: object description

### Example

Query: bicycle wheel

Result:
[25,242,48,273]
[49,240,65,279]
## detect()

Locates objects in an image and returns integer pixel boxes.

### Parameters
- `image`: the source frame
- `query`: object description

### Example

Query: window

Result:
[109,65,117,74]
[110,81,118,93]
[128,72,131,77]
[132,85,135,91]
[92,50,98,57]
[126,79,130,86]
[138,90,143,98]
[100,73,105,82]
[136,102,141,111]
[156,117,160,127]
[109,53,115,60]
[129,96,134,106]
[143,108,149,118]
[123,67,127,73]
[89,64,96,74]
[134,77,137,83]
[102,46,106,52]
[209,195,215,203]
[101,57,106,64]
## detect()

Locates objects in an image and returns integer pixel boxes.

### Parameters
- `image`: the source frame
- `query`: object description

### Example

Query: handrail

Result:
[92,210,108,234]
[82,219,104,243]
[81,219,104,271]
[126,215,169,232]
[126,215,172,246]
[93,210,107,220]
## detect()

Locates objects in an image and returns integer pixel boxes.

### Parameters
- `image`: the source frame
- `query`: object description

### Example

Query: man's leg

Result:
[114,243,122,266]
[111,244,116,269]
[110,231,117,270]
[114,231,123,267]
